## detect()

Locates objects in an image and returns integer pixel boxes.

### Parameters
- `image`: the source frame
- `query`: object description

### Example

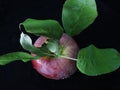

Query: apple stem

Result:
[60,55,78,61]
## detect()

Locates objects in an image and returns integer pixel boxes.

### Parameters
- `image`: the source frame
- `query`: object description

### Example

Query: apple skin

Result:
[32,33,79,80]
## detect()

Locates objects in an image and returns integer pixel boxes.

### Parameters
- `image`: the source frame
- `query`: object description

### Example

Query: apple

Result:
[32,33,79,80]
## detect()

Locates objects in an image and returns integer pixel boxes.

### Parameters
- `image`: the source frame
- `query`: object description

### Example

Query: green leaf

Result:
[77,45,120,76]
[62,0,98,36]
[20,18,64,39]
[20,32,49,56]
[47,39,59,55]
[0,52,38,65]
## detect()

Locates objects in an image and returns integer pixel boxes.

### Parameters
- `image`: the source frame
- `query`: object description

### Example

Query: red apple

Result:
[32,33,79,80]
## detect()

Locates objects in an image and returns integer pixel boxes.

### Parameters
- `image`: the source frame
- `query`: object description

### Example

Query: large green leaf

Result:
[20,18,63,39]
[20,32,49,56]
[77,45,120,76]
[0,52,38,65]
[62,0,98,36]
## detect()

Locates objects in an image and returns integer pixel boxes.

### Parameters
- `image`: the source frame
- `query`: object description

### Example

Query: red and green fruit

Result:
[32,33,79,80]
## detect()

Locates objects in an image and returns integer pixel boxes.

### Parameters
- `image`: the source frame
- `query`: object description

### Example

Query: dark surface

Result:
[0,0,120,90]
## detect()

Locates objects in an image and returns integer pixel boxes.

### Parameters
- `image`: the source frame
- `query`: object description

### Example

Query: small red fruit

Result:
[32,33,79,80]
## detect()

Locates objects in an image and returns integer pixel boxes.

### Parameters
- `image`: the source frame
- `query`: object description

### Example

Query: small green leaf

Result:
[20,32,49,56]
[62,0,98,36]
[47,39,59,55]
[0,52,38,65]
[77,45,120,76]
[20,18,63,39]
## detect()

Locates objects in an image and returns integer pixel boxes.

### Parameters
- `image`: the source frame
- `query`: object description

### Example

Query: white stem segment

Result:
[60,55,78,61]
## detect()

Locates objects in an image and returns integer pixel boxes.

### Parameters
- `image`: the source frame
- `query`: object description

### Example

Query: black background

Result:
[0,0,120,90]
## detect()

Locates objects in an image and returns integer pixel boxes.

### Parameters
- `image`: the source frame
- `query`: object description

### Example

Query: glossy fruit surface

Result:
[32,33,79,80]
